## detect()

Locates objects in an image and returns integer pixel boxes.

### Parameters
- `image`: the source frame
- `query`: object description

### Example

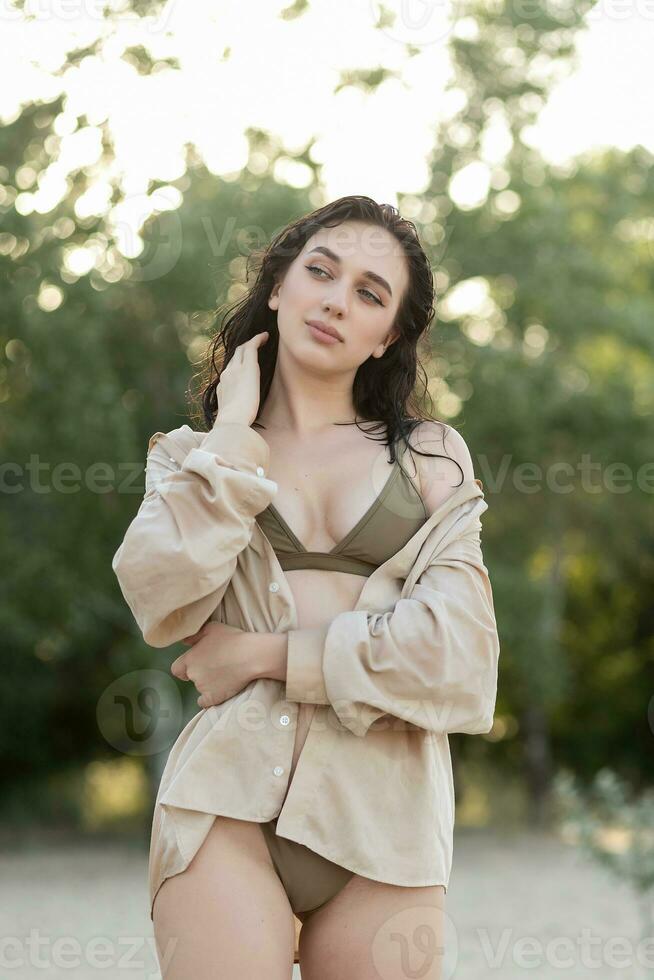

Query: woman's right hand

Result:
[215,330,269,427]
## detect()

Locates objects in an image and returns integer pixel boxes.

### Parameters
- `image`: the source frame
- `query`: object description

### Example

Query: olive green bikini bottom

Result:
[260,818,355,916]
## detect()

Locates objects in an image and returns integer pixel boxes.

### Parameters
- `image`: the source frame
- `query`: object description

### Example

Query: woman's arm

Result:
[281,515,499,737]
[253,632,288,682]
[111,422,277,648]
[279,513,498,736]
[278,426,498,738]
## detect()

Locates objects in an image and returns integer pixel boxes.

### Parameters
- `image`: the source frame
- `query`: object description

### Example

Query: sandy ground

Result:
[1,826,651,979]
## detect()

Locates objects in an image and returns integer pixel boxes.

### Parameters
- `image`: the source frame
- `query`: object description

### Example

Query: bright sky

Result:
[3,0,653,224]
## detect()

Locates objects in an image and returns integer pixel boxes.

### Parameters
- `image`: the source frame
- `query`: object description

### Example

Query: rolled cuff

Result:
[285,625,330,705]
[198,422,270,476]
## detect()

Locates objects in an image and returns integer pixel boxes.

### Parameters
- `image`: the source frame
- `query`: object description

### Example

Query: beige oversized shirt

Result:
[111,421,500,917]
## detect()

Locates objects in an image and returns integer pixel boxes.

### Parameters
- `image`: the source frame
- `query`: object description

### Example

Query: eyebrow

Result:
[306,246,393,298]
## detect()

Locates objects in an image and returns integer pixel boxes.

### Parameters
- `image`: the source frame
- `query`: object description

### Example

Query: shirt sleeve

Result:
[111,422,277,648]
[284,517,500,737]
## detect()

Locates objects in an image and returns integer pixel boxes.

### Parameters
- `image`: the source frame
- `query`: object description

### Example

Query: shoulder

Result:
[406,421,477,517]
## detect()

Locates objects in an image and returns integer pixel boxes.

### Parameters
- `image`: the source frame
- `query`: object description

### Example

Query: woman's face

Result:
[267,219,409,368]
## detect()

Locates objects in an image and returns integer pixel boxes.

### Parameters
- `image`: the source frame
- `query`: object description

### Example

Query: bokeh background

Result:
[2,1,653,977]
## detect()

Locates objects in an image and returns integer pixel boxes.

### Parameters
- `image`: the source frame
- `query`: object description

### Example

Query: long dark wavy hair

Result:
[188,194,464,483]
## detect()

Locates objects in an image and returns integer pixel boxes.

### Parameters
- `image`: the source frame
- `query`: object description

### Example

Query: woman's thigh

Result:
[298,873,446,980]
[152,815,297,980]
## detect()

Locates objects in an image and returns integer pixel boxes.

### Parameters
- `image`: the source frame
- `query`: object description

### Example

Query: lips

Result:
[306,320,343,341]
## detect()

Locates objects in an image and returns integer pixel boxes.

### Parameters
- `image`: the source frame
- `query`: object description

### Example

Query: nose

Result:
[322,291,346,317]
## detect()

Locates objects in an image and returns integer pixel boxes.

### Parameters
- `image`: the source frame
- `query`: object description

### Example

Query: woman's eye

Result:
[306,265,382,305]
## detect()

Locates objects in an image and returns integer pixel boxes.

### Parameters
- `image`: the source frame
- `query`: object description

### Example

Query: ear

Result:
[385,328,400,350]
[268,279,282,311]
[372,326,400,358]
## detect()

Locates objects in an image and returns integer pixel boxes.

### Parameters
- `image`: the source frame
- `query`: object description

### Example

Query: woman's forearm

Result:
[253,631,288,682]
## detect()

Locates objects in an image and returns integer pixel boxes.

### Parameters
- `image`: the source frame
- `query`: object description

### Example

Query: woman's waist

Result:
[284,567,365,626]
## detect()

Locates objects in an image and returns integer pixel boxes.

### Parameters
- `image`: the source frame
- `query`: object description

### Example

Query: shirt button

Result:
[256,466,265,476]
[273,766,284,776]
[280,714,290,725]
[269,582,279,593]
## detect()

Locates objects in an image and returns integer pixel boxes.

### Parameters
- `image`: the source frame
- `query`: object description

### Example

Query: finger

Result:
[171,656,189,680]
[247,331,268,349]
[234,332,266,362]
[181,631,201,646]
[182,623,210,645]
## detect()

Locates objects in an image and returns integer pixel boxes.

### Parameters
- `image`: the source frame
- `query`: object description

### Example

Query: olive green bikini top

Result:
[255,452,429,577]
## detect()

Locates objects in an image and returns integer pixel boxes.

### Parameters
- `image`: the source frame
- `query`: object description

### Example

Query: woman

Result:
[112,195,500,979]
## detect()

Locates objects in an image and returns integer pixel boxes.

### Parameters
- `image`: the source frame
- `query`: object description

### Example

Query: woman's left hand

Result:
[170,622,263,709]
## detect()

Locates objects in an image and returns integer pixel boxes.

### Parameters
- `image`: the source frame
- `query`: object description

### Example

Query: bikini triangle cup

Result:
[255,447,431,577]
[150,425,482,578]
